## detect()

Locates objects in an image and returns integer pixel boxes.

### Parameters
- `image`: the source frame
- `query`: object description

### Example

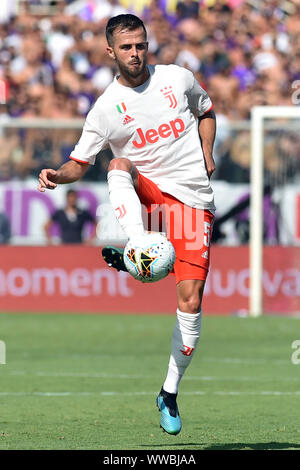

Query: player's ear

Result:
[106,46,115,60]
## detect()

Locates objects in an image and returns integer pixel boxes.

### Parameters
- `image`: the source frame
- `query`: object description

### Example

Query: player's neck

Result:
[117,67,150,88]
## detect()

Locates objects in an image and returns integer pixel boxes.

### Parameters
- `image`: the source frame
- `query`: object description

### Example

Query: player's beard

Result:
[116,56,147,80]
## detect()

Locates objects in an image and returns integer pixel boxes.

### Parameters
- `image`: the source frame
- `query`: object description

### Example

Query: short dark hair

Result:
[106,14,147,46]
[66,189,77,197]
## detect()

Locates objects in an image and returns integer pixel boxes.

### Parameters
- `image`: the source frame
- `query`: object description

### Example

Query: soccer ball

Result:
[123,232,176,283]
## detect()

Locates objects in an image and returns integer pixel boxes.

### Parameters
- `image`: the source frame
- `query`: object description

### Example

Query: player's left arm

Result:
[198,109,216,179]
[184,67,216,179]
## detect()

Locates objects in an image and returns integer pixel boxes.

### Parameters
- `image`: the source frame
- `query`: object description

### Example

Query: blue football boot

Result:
[102,246,127,272]
[156,387,182,435]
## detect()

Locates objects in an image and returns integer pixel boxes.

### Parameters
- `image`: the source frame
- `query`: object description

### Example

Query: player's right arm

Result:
[38,160,89,192]
[38,98,108,193]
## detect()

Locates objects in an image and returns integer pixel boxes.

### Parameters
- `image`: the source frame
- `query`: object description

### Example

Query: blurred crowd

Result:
[0,0,299,183]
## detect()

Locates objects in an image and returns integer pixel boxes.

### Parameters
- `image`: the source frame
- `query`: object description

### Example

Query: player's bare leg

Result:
[157,279,205,435]
[108,157,139,189]
[176,279,205,313]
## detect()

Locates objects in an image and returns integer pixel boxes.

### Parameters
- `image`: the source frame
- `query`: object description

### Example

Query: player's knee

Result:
[108,158,132,173]
[179,295,201,314]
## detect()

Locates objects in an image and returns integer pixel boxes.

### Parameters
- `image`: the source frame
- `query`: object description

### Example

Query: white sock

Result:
[107,169,144,239]
[163,309,202,394]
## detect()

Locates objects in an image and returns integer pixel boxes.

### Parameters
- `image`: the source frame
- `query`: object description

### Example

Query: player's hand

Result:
[38,169,58,192]
[205,155,216,179]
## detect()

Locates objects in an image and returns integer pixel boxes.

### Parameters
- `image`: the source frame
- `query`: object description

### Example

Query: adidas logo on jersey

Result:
[123,115,134,125]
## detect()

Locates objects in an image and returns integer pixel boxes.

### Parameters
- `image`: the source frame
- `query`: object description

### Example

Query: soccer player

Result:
[38,14,216,436]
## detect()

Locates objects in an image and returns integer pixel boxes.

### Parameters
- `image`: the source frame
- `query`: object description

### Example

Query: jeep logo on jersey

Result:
[132,118,185,149]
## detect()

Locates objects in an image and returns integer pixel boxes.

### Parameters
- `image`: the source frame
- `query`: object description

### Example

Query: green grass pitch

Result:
[0,313,299,450]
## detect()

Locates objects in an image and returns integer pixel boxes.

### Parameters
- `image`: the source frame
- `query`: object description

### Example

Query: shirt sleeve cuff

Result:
[203,103,214,114]
[69,156,90,164]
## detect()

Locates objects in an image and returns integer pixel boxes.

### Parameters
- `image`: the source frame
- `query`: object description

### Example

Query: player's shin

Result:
[163,309,202,394]
[107,169,144,239]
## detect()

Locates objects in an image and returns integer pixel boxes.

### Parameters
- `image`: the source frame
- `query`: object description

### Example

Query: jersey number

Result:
[204,222,211,247]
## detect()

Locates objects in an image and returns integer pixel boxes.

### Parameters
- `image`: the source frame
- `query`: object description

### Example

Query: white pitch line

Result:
[0,391,299,397]
[15,355,290,365]
[203,357,289,365]
[6,370,300,382]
